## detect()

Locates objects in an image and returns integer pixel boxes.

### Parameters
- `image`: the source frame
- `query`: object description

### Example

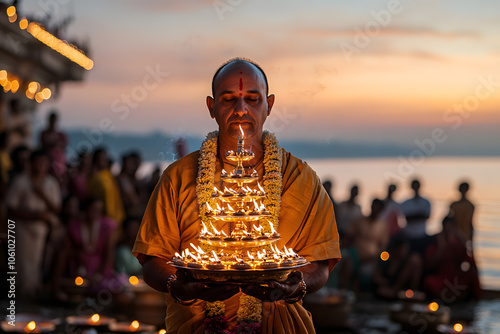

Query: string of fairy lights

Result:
[2,5,94,103]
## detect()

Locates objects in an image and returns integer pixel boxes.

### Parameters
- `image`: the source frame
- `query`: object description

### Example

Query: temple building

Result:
[0,1,92,147]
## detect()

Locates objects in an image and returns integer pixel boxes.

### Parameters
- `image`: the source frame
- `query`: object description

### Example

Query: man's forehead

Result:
[214,62,265,91]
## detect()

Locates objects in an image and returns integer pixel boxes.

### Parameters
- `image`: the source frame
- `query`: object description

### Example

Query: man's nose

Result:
[234,98,248,116]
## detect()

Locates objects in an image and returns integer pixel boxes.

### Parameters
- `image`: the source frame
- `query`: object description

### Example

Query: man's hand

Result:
[142,256,240,303]
[241,271,303,302]
[171,270,240,302]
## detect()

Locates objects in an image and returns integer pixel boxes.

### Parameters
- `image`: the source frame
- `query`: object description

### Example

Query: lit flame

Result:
[90,314,100,323]
[216,203,223,212]
[75,276,84,286]
[221,230,228,237]
[428,302,439,312]
[271,244,282,254]
[259,203,266,211]
[239,124,245,138]
[288,248,297,256]
[130,320,140,331]
[186,249,197,261]
[25,321,36,332]
[252,199,259,211]
[247,251,255,260]
[257,251,265,260]
[210,223,220,235]
[211,251,220,262]
[227,204,235,212]
[269,221,277,234]
[253,224,263,232]
[283,246,291,256]
[159,330,166,334]
[201,223,211,235]
[206,203,214,211]
[257,182,265,193]
[190,243,205,254]
[129,276,139,285]
[453,323,463,332]
[221,169,227,175]
[174,252,182,258]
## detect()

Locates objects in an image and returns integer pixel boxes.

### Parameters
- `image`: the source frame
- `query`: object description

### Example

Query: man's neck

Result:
[217,132,264,167]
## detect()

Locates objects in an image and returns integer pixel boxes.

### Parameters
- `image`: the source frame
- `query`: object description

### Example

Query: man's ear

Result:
[207,96,215,119]
[266,94,275,116]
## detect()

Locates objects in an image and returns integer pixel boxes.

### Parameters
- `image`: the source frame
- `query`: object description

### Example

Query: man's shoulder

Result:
[162,150,200,180]
[281,148,314,174]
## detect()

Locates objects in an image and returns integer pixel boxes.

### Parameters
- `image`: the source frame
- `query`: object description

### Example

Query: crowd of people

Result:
[0,99,481,305]
[324,178,481,302]
[0,108,162,301]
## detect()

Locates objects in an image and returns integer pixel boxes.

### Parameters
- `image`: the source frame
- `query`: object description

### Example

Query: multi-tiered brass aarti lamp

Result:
[171,127,308,283]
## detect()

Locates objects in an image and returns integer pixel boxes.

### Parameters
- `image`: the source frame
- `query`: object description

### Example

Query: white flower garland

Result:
[196,130,282,333]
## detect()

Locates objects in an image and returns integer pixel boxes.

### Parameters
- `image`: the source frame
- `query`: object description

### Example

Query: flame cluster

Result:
[172,242,306,270]
[199,221,279,241]
[1,68,50,103]
[221,168,258,178]
[5,5,94,70]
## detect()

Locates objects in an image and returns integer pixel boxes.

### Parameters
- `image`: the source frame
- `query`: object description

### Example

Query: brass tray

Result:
[171,262,309,284]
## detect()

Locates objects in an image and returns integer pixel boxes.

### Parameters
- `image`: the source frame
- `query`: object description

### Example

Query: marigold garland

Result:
[197,130,282,334]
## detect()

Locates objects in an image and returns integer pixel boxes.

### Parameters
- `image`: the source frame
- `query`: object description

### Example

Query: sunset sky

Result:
[20,0,500,153]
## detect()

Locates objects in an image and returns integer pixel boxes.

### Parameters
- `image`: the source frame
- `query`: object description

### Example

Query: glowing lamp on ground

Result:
[11,80,19,93]
[74,276,84,286]
[428,302,439,312]
[405,289,414,299]
[380,251,389,261]
[158,330,166,334]
[129,276,139,285]
[28,82,39,94]
[130,320,140,332]
[3,81,12,92]
[453,323,463,332]
[89,313,100,325]
[24,321,36,333]
[35,92,44,103]
[41,88,51,99]
[8,13,17,23]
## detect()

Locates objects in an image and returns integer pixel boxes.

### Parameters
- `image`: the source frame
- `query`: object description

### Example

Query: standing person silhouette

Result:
[335,184,363,239]
[449,182,475,245]
[400,179,430,239]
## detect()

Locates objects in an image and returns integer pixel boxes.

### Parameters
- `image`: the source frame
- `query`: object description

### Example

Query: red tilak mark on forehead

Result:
[239,77,243,91]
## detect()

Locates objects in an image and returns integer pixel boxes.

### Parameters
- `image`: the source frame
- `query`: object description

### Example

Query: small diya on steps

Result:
[108,320,155,333]
[65,314,116,328]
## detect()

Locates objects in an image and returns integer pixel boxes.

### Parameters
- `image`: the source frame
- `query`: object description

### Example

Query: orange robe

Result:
[133,148,341,334]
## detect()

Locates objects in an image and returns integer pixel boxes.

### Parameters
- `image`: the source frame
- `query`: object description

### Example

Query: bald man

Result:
[133,58,340,334]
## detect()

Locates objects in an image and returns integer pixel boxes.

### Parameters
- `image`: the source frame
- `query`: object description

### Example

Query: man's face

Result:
[207,62,274,139]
